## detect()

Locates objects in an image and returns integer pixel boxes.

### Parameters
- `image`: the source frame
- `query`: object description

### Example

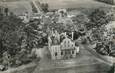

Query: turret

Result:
[72,32,74,40]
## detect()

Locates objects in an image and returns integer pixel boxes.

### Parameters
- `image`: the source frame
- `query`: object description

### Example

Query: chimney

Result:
[65,32,67,37]
[72,32,74,40]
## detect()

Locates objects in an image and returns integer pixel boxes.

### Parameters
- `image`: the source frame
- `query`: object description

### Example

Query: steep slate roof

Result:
[1,0,112,15]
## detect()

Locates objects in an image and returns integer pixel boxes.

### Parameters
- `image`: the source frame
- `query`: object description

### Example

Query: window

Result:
[72,50,74,54]
[61,51,63,55]
[55,52,57,56]
[65,41,66,44]
[65,51,67,54]
[64,42,66,47]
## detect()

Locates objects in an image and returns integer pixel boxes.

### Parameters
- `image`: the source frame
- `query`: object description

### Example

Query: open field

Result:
[0,1,33,16]
[38,0,113,10]
[0,0,113,15]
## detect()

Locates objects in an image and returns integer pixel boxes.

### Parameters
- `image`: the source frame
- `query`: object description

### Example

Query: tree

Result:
[72,13,89,24]
[86,8,112,30]
[0,14,25,57]
[72,13,89,31]
[41,3,49,13]
[24,20,48,48]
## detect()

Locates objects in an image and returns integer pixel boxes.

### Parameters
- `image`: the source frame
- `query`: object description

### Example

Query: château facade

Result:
[48,30,79,60]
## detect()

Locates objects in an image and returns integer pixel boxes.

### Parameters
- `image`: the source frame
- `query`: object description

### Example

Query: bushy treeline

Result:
[0,14,45,69]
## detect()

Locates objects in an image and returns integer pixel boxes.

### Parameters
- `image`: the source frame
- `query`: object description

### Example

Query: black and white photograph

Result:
[0,0,115,73]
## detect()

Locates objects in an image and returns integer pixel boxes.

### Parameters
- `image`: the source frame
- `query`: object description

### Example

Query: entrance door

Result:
[64,50,72,59]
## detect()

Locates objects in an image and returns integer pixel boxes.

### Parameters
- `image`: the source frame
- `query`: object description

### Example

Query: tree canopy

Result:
[0,14,25,57]
[86,8,113,30]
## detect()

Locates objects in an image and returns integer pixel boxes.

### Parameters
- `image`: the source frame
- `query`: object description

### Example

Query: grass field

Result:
[0,0,113,15]
[0,1,32,16]
[38,0,113,10]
